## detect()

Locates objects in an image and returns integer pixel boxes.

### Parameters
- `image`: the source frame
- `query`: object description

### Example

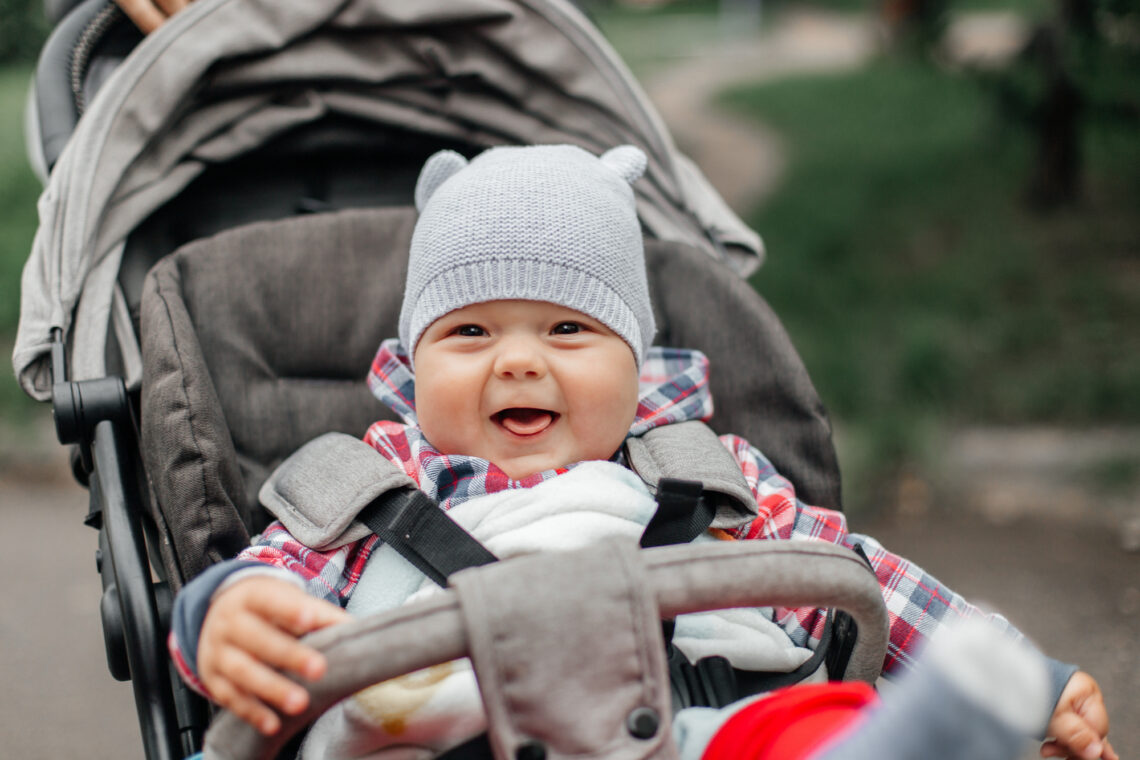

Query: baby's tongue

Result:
[499,408,554,436]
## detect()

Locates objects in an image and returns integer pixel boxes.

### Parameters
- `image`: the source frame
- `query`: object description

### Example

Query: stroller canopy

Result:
[14,0,764,401]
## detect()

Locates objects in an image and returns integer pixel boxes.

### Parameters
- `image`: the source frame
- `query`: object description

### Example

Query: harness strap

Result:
[640,478,716,548]
[357,487,497,588]
[624,421,757,530]
[667,609,845,711]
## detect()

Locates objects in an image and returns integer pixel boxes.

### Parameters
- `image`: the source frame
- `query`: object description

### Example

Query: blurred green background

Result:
[1,0,1137,513]
[600,0,1140,514]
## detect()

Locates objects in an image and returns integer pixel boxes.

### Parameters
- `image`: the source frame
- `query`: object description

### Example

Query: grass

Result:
[801,0,1054,16]
[0,64,45,425]
[718,55,1140,504]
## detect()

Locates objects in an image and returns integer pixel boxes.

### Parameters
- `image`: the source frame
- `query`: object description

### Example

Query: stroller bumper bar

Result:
[204,539,888,760]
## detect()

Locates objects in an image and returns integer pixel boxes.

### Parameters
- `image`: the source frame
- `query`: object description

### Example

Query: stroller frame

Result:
[50,328,208,759]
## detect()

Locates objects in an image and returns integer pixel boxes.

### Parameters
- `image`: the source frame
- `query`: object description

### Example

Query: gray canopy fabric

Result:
[14,0,764,401]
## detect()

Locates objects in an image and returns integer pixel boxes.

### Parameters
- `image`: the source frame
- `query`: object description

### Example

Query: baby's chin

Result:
[491,456,568,481]
[490,447,625,481]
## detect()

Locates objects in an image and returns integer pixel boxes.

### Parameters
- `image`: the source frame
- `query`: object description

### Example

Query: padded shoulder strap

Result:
[624,421,757,529]
[258,432,416,550]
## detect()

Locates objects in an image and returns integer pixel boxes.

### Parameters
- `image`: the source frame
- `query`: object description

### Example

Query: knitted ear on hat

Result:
[600,145,647,184]
[414,150,469,212]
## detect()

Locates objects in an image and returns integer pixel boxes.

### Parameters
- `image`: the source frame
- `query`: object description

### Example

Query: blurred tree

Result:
[980,0,1139,209]
[1022,25,1083,208]
[0,0,50,64]
[881,0,950,57]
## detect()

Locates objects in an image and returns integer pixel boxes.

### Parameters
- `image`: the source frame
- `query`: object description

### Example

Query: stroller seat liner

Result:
[140,207,413,581]
[140,206,840,585]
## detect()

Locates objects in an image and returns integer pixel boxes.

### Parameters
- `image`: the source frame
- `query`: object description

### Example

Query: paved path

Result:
[1,474,142,759]
[640,7,1032,216]
[863,508,1139,759]
[642,8,880,215]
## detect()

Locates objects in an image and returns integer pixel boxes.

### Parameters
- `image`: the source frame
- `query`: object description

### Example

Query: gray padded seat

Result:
[140,207,839,584]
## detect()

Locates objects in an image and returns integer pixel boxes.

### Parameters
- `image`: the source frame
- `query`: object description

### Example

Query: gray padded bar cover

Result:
[648,541,888,684]
[258,432,416,551]
[451,540,677,760]
[204,540,887,760]
[625,421,757,529]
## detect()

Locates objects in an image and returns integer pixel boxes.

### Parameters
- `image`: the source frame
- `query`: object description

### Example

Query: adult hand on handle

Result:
[115,0,192,34]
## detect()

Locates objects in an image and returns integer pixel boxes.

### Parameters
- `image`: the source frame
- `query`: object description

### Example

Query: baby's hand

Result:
[1041,671,1117,760]
[198,576,349,735]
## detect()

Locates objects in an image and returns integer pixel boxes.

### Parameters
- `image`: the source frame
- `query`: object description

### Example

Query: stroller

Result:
[15,0,886,758]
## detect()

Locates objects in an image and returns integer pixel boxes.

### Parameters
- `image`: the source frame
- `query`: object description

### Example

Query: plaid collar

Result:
[364,339,713,508]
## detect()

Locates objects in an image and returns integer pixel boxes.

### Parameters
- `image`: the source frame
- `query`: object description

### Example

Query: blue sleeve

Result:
[170,559,263,679]
[1042,657,1079,738]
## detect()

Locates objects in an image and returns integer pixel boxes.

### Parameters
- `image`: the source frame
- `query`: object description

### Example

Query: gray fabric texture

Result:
[140,207,411,582]
[258,432,415,551]
[140,245,250,584]
[402,144,655,365]
[15,0,763,401]
[139,205,840,585]
[623,420,757,529]
[647,541,888,685]
[645,241,842,508]
[452,539,677,760]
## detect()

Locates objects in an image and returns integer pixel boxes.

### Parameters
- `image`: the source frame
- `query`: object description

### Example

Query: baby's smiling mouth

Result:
[494,408,559,436]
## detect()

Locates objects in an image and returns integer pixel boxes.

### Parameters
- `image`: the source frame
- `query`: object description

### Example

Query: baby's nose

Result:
[493,337,548,379]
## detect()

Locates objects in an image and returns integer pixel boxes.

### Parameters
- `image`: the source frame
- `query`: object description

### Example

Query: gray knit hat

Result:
[400,144,656,366]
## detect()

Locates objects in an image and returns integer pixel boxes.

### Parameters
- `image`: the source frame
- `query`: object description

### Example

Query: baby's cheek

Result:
[419,408,464,455]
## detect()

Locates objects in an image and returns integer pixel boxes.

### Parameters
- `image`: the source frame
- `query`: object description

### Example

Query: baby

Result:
[170,144,1114,759]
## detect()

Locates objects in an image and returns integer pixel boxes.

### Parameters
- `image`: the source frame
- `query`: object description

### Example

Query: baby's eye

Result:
[551,322,583,335]
[453,324,487,337]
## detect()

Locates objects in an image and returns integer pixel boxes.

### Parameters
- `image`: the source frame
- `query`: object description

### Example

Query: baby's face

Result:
[413,300,639,480]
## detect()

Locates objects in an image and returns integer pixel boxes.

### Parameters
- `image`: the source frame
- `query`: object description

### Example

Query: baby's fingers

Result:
[207,670,286,736]
[227,607,332,683]
[210,645,311,729]
[244,582,349,638]
[1044,712,1109,760]
[1041,738,1119,760]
